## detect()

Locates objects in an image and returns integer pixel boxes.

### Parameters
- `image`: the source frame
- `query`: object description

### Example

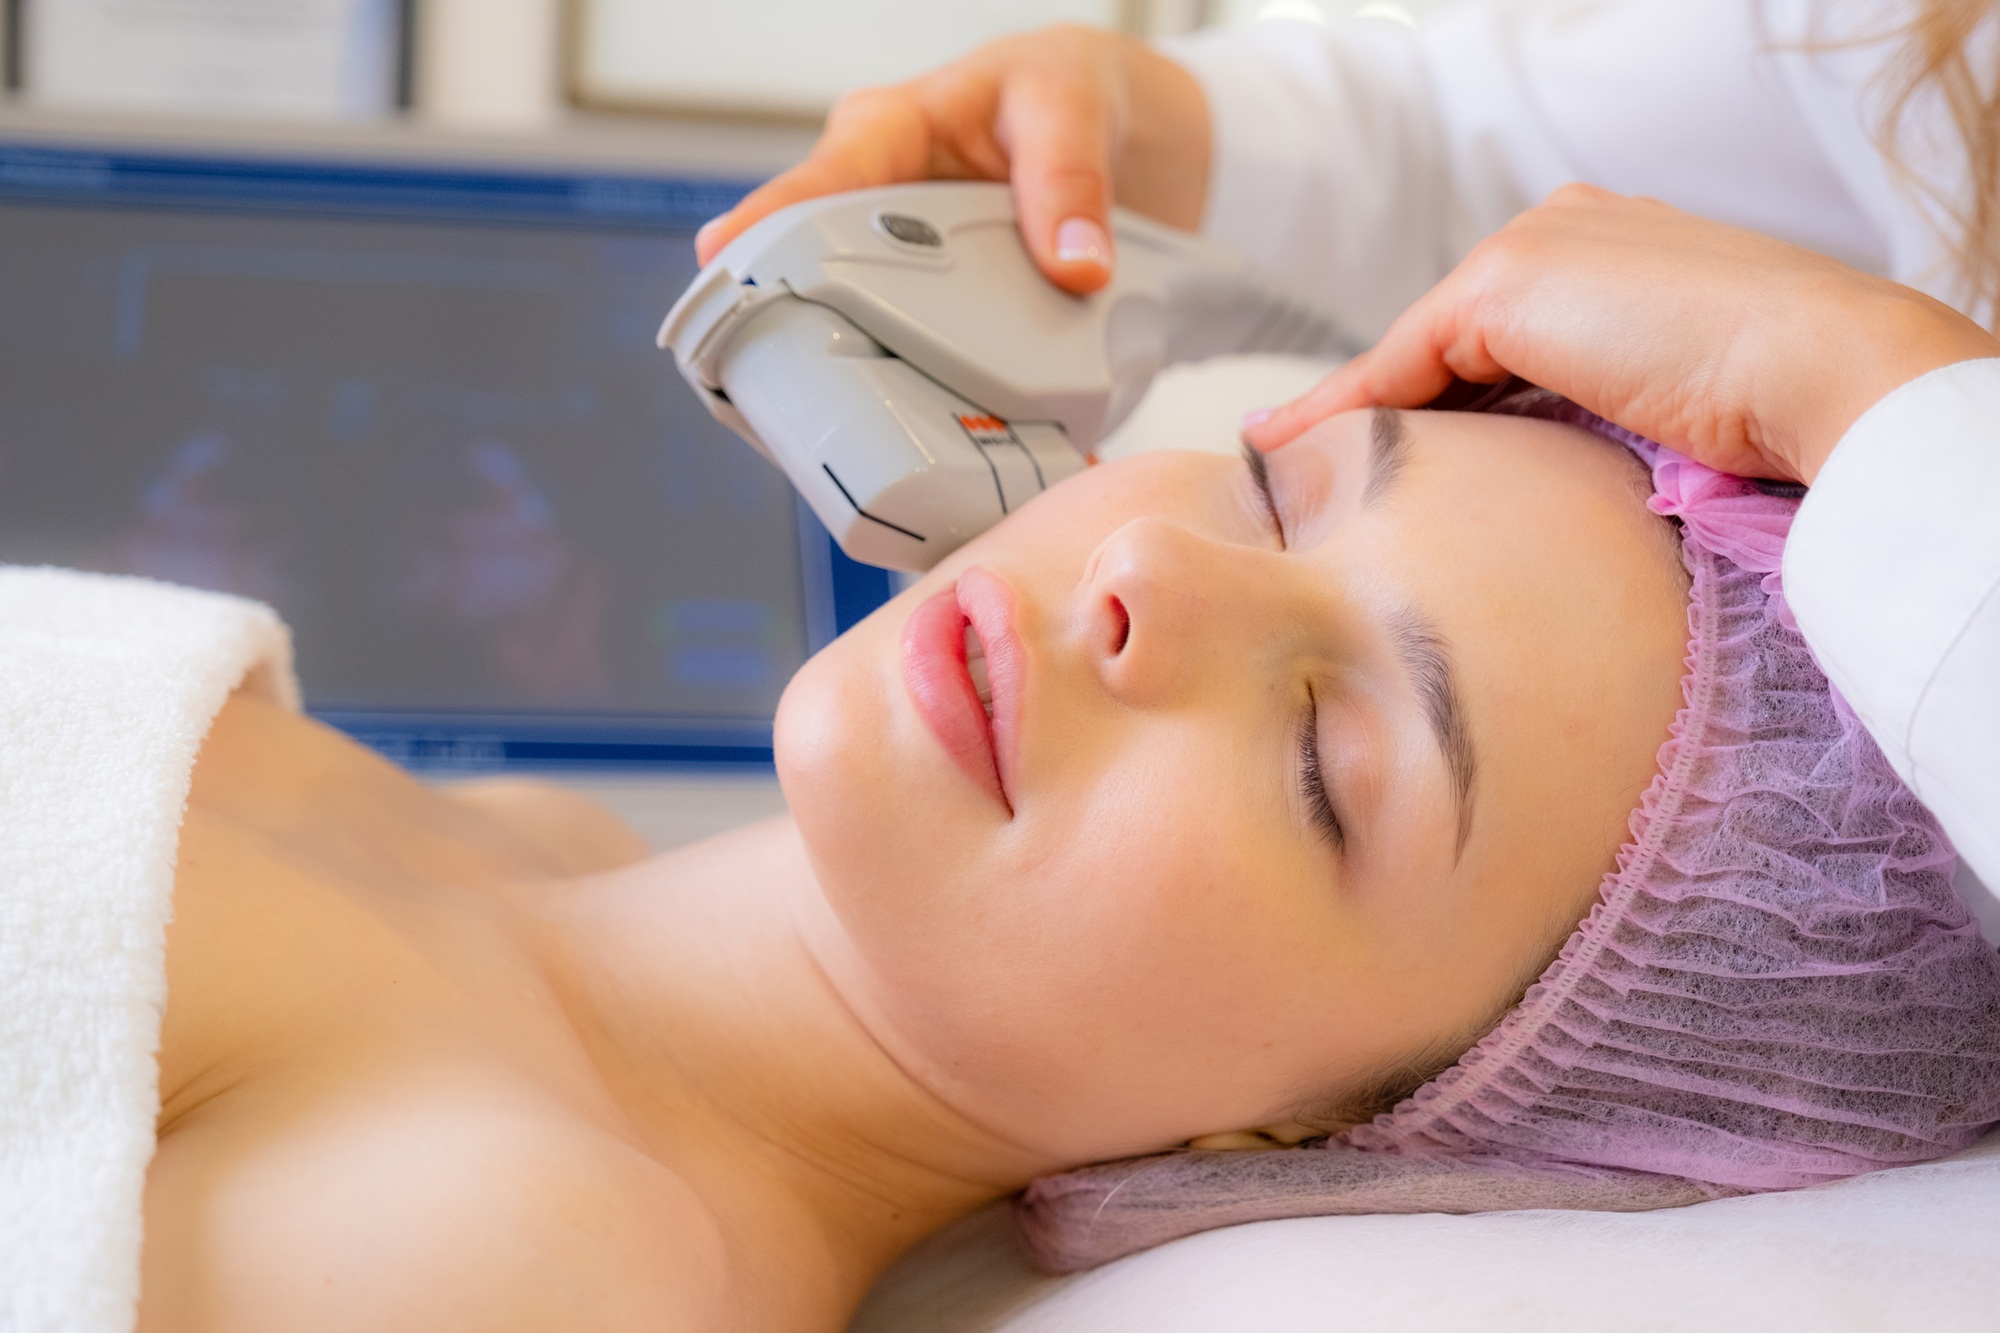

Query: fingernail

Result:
[696,216,727,249]
[1054,217,1111,268]
[1241,407,1274,430]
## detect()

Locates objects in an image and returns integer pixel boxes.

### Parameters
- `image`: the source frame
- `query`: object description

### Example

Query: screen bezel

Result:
[0,138,895,770]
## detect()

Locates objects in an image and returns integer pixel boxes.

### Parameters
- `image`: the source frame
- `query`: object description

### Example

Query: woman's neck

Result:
[530,816,1051,1327]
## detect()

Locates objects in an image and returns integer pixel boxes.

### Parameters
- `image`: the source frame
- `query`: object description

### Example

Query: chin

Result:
[774,637,876,860]
[774,611,944,916]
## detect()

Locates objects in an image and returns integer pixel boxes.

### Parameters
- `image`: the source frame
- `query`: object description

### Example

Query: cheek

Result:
[990,776,1348,1155]
[807,715,1348,1160]
[913,452,1242,594]
[772,625,893,866]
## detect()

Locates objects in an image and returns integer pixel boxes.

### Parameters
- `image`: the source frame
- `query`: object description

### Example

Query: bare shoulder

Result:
[441,775,655,875]
[140,1071,729,1333]
[191,690,652,877]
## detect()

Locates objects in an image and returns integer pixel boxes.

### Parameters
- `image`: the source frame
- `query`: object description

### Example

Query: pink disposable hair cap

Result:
[1017,386,2000,1273]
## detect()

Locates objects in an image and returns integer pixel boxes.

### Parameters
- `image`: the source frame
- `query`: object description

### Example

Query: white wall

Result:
[577,0,1130,118]
[415,0,1468,129]
[1211,0,1460,23]
[3,1,1466,129]
[416,0,566,128]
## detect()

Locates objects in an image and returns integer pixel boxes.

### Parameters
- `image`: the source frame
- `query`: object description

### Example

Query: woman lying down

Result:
[43,391,2000,1331]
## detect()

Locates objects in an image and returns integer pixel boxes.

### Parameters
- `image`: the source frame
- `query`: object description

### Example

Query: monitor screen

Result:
[0,144,891,767]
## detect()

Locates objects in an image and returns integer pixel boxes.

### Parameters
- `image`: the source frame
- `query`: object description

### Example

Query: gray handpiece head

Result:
[659,182,1353,572]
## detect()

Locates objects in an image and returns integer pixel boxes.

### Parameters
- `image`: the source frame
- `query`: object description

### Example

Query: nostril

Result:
[1108,595,1130,656]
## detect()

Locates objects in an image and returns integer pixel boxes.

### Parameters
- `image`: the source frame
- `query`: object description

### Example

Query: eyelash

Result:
[1299,687,1345,853]
[1243,444,1286,547]
[1246,448,1337,849]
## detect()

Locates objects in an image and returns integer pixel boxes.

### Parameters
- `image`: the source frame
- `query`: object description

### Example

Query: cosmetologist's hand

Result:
[691,25,1210,296]
[1242,185,2000,484]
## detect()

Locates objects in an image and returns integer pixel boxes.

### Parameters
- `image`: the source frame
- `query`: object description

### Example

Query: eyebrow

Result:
[1364,408,1412,508]
[1388,609,1478,859]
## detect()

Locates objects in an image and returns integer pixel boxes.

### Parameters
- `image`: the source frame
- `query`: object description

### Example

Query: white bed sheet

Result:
[854,1127,2000,1332]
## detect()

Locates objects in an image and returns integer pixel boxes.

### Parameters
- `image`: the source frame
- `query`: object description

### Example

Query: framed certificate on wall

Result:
[21,0,407,120]
[570,0,1139,119]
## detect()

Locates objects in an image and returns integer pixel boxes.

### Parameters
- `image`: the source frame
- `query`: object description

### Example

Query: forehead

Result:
[1279,407,1682,660]
[1270,408,1659,544]
[1257,411,1671,678]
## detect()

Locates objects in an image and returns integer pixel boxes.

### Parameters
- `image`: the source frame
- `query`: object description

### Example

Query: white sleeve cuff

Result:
[1784,356,2000,892]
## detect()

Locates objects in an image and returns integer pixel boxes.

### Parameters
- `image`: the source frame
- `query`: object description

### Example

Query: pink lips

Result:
[900,568,1022,813]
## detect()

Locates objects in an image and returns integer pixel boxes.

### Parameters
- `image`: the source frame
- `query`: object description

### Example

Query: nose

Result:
[1081,516,1272,706]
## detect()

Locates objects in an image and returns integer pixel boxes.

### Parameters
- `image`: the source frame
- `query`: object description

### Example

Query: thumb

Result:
[695,155,879,265]
[695,88,935,265]
[997,74,1117,295]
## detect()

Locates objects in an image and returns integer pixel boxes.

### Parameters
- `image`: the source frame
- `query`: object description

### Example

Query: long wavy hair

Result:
[1874,0,2000,327]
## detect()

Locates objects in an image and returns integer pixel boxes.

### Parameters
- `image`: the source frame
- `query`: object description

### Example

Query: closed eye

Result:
[1242,443,1286,549]
[1299,685,1345,853]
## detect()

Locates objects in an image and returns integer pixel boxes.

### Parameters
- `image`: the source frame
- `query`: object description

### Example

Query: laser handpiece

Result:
[660,183,1355,572]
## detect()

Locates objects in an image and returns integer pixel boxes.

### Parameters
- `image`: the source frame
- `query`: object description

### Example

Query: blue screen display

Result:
[0,145,892,767]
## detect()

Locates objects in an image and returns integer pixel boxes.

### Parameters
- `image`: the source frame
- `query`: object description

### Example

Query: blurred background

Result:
[0,0,1441,847]
[0,1,1452,133]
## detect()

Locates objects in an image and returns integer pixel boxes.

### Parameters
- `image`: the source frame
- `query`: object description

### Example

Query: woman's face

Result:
[776,409,1689,1166]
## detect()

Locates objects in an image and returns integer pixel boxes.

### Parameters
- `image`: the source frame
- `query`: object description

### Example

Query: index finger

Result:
[1242,274,1511,451]
[1239,354,1391,452]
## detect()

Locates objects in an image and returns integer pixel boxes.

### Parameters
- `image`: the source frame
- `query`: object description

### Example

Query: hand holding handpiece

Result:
[1242,185,2000,484]
[691,26,1211,295]
[663,183,1354,571]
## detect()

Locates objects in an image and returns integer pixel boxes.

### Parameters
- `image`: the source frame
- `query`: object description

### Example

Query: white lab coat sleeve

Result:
[1155,19,1455,344]
[1784,358,2000,901]
[1160,0,1892,342]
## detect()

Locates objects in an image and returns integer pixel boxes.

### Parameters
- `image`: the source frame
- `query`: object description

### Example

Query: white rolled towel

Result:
[0,568,296,1333]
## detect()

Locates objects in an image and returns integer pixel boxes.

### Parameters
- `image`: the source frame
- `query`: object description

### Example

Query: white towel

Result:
[0,568,296,1333]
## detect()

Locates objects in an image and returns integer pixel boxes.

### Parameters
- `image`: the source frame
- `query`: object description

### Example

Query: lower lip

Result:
[901,587,1008,811]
